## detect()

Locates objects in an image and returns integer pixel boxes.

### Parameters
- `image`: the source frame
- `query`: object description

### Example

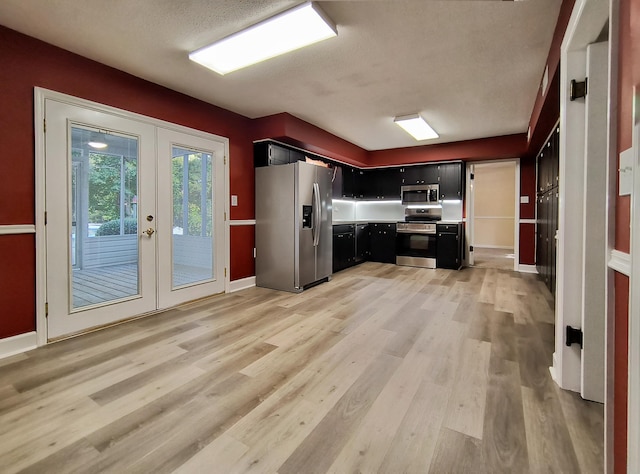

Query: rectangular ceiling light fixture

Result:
[394,114,439,141]
[189,2,337,75]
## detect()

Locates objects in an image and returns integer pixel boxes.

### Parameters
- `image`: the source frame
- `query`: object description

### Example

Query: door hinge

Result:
[45,302,49,317]
[44,211,48,225]
[566,325,583,348]
[470,245,474,252]
[224,156,227,165]
[470,173,474,180]
[43,118,46,133]
[570,78,588,101]
[224,268,227,277]
[224,211,227,221]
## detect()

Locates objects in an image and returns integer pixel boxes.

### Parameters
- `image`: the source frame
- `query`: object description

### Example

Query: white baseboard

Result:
[518,264,538,274]
[0,331,37,360]
[549,365,558,383]
[229,276,256,293]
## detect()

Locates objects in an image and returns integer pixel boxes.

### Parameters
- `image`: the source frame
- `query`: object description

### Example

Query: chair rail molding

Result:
[0,225,36,235]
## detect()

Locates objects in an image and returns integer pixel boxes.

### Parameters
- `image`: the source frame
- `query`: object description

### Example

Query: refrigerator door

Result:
[296,162,316,289]
[255,164,296,292]
[315,166,333,280]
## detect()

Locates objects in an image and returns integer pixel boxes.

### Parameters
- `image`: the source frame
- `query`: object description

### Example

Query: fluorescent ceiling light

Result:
[394,114,439,141]
[189,2,337,75]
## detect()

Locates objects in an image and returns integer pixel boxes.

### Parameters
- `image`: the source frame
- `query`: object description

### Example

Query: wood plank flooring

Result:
[0,262,603,473]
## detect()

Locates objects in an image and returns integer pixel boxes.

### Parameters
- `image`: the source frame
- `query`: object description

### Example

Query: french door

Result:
[44,98,226,339]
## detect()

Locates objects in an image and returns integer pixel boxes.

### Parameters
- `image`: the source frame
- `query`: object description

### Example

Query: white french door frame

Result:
[34,88,230,345]
[464,158,520,272]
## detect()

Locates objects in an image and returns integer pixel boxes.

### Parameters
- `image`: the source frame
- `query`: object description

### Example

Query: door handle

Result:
[313,182,321,246]
[142,227,155,237]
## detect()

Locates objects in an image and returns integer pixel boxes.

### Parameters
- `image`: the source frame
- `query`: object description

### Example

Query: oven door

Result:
[396,231,437,268]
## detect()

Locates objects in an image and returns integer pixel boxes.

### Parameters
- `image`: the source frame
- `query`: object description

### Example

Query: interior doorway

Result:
[37,90,228,341]
[467,160,519,272]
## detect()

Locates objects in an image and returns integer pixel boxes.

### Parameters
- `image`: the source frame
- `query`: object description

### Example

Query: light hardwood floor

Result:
[0,263,603,473]
[472,247,516,271]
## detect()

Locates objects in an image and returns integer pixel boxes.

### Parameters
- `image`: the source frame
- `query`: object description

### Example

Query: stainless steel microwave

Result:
[401,184,439,205]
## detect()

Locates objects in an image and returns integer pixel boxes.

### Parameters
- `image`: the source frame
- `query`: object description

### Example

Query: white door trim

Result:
[34,87,230,345]
[554,0,610,394]
[465,158,520,271]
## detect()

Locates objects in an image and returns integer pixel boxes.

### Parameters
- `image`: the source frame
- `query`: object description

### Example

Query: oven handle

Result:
[397,229,437,235]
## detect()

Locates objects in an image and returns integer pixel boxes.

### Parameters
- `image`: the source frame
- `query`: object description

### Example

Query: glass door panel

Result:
[157,128,226,309]
[171,147,213,288]
[70,126,140,310]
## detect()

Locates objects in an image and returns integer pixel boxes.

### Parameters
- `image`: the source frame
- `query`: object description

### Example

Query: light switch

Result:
[231,195,238,206]
[520,195,529,204]
[619,148,633,196]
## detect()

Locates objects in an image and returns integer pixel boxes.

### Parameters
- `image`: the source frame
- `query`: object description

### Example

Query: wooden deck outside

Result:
[72,264,212,308]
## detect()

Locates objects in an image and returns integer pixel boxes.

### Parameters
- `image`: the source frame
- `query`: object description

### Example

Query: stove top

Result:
[405,207,442,222]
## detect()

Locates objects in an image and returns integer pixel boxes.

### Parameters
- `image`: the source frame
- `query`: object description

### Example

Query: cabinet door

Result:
[289,149,304,163]
[436,232,460,269]
[332,165,343,199]
[370,223,396,263]
[437,162,463,200]
[268,143,290,166]
[357,169,375,199]
[356,224,370,262]
[552,126,560,189]
[342,167,356,198]
[332,232,349,272]
[400,165,437,185]
[378,168,401,199]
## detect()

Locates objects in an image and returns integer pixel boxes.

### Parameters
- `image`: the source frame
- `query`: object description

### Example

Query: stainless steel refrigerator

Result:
[255,161,333,293]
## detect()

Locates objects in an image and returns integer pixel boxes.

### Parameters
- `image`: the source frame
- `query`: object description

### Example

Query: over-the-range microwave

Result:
[400,184,439,205]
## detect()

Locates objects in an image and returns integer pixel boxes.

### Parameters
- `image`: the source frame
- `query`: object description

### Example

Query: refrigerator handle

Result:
[313,182,321,247]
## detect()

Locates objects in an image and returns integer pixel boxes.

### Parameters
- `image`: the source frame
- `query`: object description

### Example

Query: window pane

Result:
[70,126,139,310]
[172,147,213,287]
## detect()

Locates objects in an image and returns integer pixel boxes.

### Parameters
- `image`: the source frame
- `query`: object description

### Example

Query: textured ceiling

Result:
[0,0,561,150]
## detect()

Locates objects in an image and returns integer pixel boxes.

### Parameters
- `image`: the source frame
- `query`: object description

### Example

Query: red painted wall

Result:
[230,226,255,281]
[519,158,537,266]
[253,113,369,167]
[518,224,536,265]
[0,25,257,338]
[0,235,36,338]
[367,134,528,167]
[528,0,575,150]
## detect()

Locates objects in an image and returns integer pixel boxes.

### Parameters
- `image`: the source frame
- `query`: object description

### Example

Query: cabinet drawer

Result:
[436,223,460,233]
[333,224,355,234]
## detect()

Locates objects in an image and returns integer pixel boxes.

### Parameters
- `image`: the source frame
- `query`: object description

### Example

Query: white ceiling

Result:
[0,0,561,151]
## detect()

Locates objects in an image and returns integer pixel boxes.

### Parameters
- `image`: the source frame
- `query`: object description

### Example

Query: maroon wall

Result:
[367,134,528,167]
[528,0,576,149]
[0,235,35,338]
[230,226,256,281]
[0,25,256,339]
[519,158,538,265]
[253,113,369,167]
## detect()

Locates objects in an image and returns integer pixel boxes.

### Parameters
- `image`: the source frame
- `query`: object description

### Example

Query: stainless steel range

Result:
[396,207,441,269]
